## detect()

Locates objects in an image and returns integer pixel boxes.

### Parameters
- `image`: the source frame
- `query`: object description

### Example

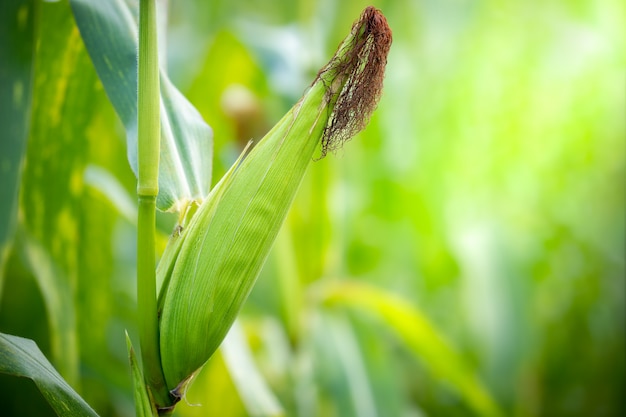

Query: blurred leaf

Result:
[185,30,269,177]
[0,0,36,296]
[18,232,79,394]
[271,226,303,342]
[172,349,247,417]
[319,280,503,417]
[18,0,100,387]
[16,5,137,413]
[70,0,213,212]
[78,183,135,416]
[84,164,137,225]
[312,313,379,417]
[0,332,99,417]
[348,312,412,417]
[221,321,284,417]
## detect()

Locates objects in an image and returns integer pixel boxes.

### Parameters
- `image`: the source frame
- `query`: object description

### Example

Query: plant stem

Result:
[137,0,169,409]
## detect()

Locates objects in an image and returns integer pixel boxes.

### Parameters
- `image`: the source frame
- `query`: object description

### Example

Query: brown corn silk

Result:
[317,6,392,157]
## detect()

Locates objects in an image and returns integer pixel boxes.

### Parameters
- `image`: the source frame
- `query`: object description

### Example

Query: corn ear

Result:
[157,6,392,396]
[155,142,252,308]
[159,80,327,394]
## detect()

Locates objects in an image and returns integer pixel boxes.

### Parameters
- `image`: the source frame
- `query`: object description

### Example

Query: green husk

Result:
[157,6,392,396]
[159,79,327,394]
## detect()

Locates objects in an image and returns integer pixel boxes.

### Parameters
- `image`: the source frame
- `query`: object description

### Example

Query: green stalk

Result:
[136,0,170,410]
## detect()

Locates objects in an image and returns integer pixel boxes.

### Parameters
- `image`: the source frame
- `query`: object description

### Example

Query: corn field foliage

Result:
[0,0,624,416]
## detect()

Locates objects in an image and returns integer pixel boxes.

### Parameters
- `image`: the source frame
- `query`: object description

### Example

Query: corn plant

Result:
[0,1,395,416]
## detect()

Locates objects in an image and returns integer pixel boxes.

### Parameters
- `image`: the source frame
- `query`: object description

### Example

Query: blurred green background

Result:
[0,0,624,416]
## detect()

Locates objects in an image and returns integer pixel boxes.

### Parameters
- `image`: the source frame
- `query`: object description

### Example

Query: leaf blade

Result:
[320,281,504,417]
[0,0,36,296]
[18,0,98,387]
[221,321,284,417]
[69,0,213,212]
[0,332,99,417]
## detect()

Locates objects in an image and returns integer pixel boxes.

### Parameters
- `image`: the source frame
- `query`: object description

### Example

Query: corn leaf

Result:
[18,0,100,387]
[70,0,213,212]
[0,332,99,417]
[319,281,504,417]
[17,232,79,393]
[313,313,379,417]
[0,0,36,296]
[16,4,137,409]
[221,321,284,417]
[84,164,138,225]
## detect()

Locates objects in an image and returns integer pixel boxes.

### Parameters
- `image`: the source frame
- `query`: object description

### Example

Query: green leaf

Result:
[14,1,138,410]
[69,0,213,212]
[0,332,99,417]
[312,313,379,417]
[221,321,284,417]
[0,0,36,297]
[319,281,504,417]
[125,333,159,417]
[19,0,100,387]
[84,164,137,224]
[18,232,79,395]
